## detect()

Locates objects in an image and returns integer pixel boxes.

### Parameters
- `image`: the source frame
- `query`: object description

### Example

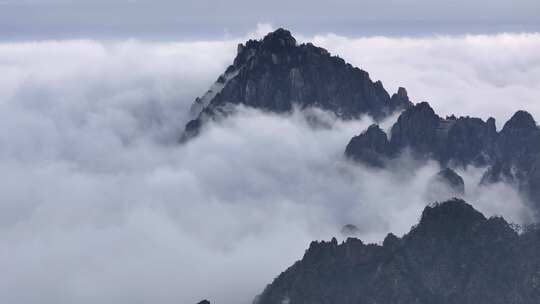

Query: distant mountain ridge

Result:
[254,199,540,304]
[181,28,411,141]
[345,102,540,214]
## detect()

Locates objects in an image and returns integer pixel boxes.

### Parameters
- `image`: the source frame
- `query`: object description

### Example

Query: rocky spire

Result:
[345,124,391,167]
[390,87,413,109]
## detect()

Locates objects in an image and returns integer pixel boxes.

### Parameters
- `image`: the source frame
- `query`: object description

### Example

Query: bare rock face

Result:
[254,199,540,304]
[181,28,412,141]
[425,168,465,202]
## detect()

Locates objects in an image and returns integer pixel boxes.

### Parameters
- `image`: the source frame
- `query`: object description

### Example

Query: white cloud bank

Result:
[310,32,540,128]
[0,29,538,304]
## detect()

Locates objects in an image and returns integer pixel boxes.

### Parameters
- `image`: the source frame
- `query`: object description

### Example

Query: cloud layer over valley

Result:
[1,28,539,303]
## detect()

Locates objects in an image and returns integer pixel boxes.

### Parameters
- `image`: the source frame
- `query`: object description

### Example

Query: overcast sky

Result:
[1,0,539,40]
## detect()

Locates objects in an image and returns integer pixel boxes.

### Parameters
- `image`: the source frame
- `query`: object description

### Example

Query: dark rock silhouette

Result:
[346,102,498,167]
[181,28,411,141]
[255,199,540,304]
[196,300,210,304]
[425,168,465,202]
[389,102,497,166]
[345,124,391,167]
[346,102,540,213]
[435,168,465,193]
[340,224,360,237]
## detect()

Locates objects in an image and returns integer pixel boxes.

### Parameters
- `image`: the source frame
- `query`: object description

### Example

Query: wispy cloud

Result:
[0,30,537,304]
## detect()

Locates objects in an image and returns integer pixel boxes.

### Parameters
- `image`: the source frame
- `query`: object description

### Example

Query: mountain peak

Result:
[345,124,391,167]
[425,168,466,202]
[395,101,438,124]
[502,110,536,132]
[397,87,408,98]
[417,199,485,231]
[255,199,534,304]
[414,101,436,114]
[182,29,411,142]
[261,28,297,50]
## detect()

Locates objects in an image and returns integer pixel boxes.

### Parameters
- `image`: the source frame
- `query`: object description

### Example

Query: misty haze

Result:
[1,2,540,304]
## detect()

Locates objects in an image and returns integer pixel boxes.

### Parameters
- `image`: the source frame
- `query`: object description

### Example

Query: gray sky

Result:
[1,0,539,40]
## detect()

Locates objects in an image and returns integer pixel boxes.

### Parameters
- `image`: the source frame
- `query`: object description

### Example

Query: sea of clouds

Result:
[1,25,539,304]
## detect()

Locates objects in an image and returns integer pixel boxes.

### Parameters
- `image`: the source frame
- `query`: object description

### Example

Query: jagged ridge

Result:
[255,199,540,304]
[345,102,540,213]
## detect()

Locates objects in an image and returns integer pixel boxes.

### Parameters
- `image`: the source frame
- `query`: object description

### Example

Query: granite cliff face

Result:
[181,28,411,141]
[255,199,540,304]
[345,102,540,213]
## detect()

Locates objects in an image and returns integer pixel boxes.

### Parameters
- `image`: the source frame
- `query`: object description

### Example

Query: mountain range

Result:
[186,29,540,303]
[345,102,540,215]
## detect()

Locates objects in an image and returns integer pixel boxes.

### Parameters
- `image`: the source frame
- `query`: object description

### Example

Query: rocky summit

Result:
[346,102,540,214]
[345,124,391,167]
[181,28,412,141]
[254,199,540,304]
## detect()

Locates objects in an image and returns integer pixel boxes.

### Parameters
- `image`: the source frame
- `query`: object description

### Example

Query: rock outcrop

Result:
[345,124,391,167]
[425,168,465,202]
[435,168,465,194]
[181,28,412,141]
[389,102,497,166]
[346,102,498,167]
[255,199,540,304]
[346,102,540,213]
[340,224,360,237]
